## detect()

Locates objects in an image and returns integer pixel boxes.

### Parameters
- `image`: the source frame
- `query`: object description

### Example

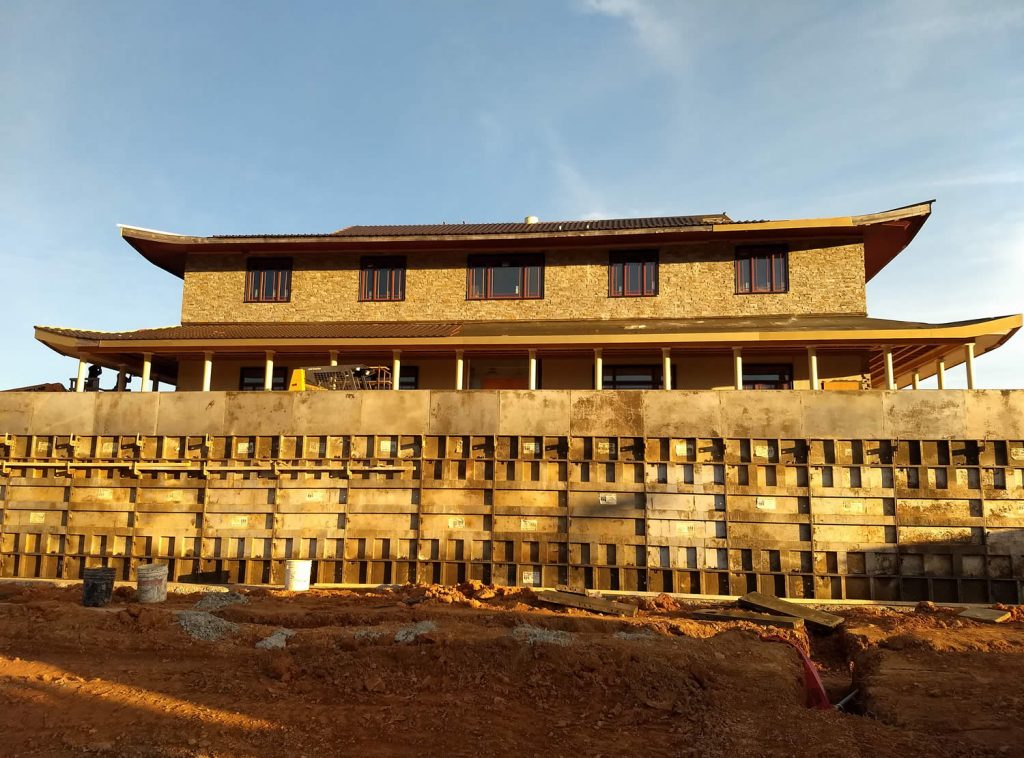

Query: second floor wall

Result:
[181,238,867,323]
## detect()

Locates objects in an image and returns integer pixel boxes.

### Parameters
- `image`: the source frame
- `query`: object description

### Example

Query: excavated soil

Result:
[0,582,1021,757]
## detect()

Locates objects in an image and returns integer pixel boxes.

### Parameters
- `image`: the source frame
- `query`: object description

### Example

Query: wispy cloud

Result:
[577,0,691,71]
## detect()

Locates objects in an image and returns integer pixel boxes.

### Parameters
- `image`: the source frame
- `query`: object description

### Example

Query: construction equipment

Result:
[288,364,393,391]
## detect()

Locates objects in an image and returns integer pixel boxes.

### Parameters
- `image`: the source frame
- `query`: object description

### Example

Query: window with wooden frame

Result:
[601,364,676,390]
[609,249,658,297]
[359,256,406,301]
[244,257,292,302]
[735,245,788,294]
[238,367,289,391]
[466,254,544,300]
[742,364,793,390]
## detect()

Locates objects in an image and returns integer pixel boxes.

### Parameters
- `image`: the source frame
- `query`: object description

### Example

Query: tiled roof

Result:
[36,322,463,341]
[332,214,731,237]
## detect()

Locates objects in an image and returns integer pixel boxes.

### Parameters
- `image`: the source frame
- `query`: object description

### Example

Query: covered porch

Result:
[34,314,1020,393]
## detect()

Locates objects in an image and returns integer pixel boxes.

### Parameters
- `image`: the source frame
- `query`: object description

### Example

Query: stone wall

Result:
[2,390,1021,602]
[180,239,867,323]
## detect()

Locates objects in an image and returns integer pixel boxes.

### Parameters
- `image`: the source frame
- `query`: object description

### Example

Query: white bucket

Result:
[136,563,168,604]
[284,560,312,592]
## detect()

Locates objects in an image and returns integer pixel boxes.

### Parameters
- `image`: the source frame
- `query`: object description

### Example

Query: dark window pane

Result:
[736,257,751,293]
[753,256,770,291]
[610,262,623,296]
[490,263,521,296]
[524,264,542,297]
[643,261,657,295]
[374,271,390,300]
[624,261,641,294]
[469,266,485,299]
[742,364,793,390]
[773,253,787,291]
[394,268,405,299]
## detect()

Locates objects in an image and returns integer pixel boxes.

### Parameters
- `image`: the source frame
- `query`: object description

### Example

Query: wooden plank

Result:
[537,589,637,617]
[958,607,1012,624]
[738,591,843,631]
[691,609,804,630]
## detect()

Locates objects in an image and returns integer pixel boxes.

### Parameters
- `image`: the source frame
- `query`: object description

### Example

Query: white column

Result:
[594,349,603,390]
[965,342,976,390]
[116,366,128,392]
[392,350,401,390]
[263,351,275,391]
[807,347,819,390]
[528,350,538,390]
[912,371,920,390]
[883,348,895,390]
[455,350,465,390]
[662,348,672,390]
[732,348,743,390]
[202,352,213,392]
[140,353,152,392]
[936,357,946,389]
[75,359,87,393]
[329,350,339,367]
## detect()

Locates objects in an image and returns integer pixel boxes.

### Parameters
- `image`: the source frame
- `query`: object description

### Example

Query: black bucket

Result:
[82,567,117,607]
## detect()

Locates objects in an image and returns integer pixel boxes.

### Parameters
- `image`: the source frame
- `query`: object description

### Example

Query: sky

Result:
[1,0,1022,390]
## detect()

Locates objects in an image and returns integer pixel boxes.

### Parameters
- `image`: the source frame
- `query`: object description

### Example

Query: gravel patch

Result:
[511,624,572,647]
[354,628,384,641]
[193,591,249,612]
[177,611,238,641]
[255,628,296,650]
[394,620,437,644]
[614,629,657,641]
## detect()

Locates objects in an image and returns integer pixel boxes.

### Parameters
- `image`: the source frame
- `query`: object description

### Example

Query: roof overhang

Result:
[35,312,1018,386]
[119,201,933,282]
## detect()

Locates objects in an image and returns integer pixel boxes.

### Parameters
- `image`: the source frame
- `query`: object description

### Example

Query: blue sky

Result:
[2,0,1022,389]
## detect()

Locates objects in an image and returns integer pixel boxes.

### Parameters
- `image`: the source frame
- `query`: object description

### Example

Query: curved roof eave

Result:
[119,200,934,280]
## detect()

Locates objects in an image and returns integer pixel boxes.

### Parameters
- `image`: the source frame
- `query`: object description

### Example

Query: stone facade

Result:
[180,239,867,324]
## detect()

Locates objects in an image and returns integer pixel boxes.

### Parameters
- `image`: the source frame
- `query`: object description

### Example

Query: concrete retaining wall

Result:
[1,390,1023,601]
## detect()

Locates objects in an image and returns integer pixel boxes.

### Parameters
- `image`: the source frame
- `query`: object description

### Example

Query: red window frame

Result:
[244,257,292,303]
[359,256,406,302]
[609,249,659,297]
[466,254,544,300]
[735,246,788,294]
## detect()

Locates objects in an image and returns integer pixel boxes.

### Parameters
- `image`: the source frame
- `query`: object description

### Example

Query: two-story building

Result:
[34,201,1020,391]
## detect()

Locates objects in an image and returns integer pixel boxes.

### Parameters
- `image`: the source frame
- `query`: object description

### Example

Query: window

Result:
[398,366,419,390]
[359,256,406,301]
[609,250,658,297]
[735,246,788,294]
[467,254,543,300]
[245,257,292,302]
[742,364,793,390]
[601,365,675,390]
[239,367,288,391]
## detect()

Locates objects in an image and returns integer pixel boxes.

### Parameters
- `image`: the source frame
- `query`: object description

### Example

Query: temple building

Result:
[34,200,1020,392]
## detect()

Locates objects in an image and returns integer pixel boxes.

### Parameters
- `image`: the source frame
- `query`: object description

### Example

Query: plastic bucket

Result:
[284,560,312,592]
[82,567,117,607]
[136,563,168,604]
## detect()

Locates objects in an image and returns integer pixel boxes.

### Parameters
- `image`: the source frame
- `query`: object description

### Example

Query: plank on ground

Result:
[691,609,804,630]
[737,591,843,631]
[958,607,1011,624]
[537,589,638,617]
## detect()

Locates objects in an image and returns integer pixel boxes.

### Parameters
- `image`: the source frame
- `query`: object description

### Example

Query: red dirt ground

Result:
[0,582,1021,757]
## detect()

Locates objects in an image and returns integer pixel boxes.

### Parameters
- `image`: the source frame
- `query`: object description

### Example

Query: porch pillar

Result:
[662,348,672,390]
[116,366,128,392]
[140,353,153,392]
[75,359,87,393]
[807,347,819,390]
[911,371,920,390]
[732,348,743,390]
[965,342,976,390]
[883,348,895,390]
[202,352,213,392]
[392,350,401,390]
[594,349,603,390]
[329,350,339,367]
[264,351,275,391]
[936,357,946,389]
[528,350,538,390]
[455,350,465,390]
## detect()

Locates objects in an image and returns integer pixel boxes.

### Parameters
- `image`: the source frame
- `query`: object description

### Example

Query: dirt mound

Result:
[0,582,1020,756]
